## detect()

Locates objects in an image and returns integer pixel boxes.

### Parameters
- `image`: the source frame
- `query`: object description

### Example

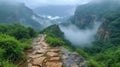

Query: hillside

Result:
[71,0,120,29]
[0,3,42,30]
[68,0,120,67]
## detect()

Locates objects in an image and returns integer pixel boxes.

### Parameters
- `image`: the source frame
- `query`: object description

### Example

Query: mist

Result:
[60,22,100,47]
[0,0,92,9]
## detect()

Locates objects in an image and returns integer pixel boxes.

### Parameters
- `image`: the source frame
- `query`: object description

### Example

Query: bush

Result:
[0,34,23,61]
[1,61,17,67]
[0,48,6,60]
[88,59,102,67]
[0,24,37,40]
[45,36,65,47]
[20,38,32,50]
[76,48,89,59]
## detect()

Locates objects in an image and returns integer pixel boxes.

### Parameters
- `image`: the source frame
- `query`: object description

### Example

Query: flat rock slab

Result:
[49,57,60,61]
[45,61,63,67]
[32,57,46,66]
[36,49,46,54]
[29,54,43,59]
[47,52,59,57]
[32,66,40,67]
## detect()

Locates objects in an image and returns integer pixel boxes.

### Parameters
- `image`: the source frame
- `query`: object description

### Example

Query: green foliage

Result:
[0,23,37,67]
[45,36,65,47]
[0,61,17,67]
[20,38,32,50]
[0,48,6,60]
[88,59,102,67]
[42,24,74,48]
[41,24,64,38]
[0,34,23,61]
[0,24,37,40]
[63,45,73,51]
[76,48,89,59]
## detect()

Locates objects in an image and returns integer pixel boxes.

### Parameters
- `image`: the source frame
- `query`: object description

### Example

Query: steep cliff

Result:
[71,0,120,40]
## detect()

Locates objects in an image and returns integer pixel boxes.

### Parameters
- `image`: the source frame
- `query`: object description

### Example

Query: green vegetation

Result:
[1,61,17,67]
[41,24,64,38]
[42,24,73,50]
[42,24,65,47]
[45,36,65,47]
[0,24,37,67]
[0,24,37,40]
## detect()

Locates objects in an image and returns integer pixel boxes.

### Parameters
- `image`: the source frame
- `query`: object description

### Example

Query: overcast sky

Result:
[0,0,92,8]
[24,0,91,7]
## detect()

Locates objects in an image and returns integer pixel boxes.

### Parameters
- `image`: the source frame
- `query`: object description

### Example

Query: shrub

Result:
[0,34,23,61]
[45,36,65,47]
[88,59,102,67]
[76,48,89,59]
[1,61,17,67]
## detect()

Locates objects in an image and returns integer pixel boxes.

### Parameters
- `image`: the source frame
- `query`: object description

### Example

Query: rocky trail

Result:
[26,34,87,67]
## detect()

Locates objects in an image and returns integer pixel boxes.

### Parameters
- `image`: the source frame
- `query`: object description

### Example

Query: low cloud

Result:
[60,22,100,47]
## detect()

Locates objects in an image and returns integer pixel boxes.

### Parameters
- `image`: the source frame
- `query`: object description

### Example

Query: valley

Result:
[0,0,120,67]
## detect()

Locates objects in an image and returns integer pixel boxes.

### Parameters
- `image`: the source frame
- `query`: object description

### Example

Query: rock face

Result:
[70,0,120,40]
[26,34,87,67]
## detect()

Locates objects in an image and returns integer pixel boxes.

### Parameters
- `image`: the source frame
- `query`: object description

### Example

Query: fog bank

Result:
[60,22,100,47]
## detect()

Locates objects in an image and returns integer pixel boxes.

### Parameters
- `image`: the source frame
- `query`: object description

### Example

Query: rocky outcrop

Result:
[97,28,109,40]
[60,47,87,67]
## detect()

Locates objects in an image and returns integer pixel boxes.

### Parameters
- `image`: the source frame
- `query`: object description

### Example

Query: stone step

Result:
[45,61,63,67]
[49,57,60,61]
[35,49,47,54]
[47,52,59,57]
[32,66,40,67]
[29,54,43,59]
[43,47,51,50]
[32,57,46,66]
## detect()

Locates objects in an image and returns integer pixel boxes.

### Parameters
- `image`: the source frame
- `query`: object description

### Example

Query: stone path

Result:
[26,34,87,67]
[27,34,63,67]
